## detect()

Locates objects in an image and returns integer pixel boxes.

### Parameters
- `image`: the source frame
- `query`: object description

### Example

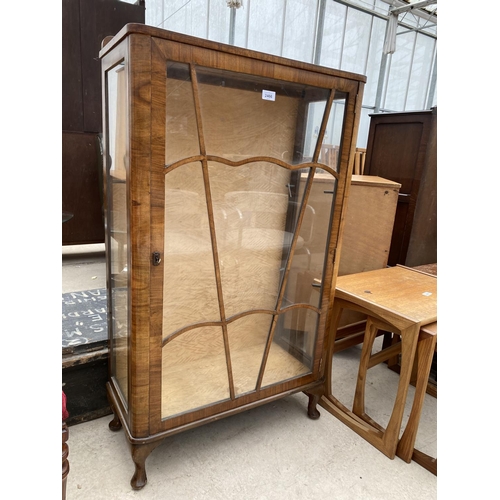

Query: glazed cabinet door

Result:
[148,41,361,429]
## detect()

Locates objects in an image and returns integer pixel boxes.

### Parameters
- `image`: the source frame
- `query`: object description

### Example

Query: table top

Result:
[334,265,437,327]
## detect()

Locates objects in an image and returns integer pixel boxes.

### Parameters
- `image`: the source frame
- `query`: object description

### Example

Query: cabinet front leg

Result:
[305,387,323,420]
[130,441,162,490]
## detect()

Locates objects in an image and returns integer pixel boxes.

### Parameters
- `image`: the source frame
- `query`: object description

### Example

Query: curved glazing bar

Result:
[165,155,340,179]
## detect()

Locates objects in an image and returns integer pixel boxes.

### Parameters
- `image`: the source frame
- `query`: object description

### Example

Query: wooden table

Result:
[320,265,437,459]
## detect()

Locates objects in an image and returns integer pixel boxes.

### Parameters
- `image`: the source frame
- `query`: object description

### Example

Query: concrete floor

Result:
[62,244,437,499]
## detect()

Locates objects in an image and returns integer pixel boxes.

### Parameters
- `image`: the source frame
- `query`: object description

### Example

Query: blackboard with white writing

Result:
[62,289,108,347]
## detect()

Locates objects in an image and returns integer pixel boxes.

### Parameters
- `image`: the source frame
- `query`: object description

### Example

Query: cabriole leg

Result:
[305,386,323,420]
[129,441,162,490]
[108,402,122,432]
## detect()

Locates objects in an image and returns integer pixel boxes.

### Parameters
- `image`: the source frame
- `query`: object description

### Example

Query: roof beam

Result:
[390,1,437,16]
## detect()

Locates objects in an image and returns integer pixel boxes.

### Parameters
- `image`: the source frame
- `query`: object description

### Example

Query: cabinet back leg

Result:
[305,387,323,420]
[108,403,122,432]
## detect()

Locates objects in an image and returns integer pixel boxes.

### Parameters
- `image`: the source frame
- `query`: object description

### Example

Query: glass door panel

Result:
[162,326,230,418]
[209,160,292,317]
[282,171,338,309]
[162,162,221,338]
[226,313,273,396]
[160,61,349,418]
[165,62,200,165]
[195,66,330,164]
[261,309,319,388]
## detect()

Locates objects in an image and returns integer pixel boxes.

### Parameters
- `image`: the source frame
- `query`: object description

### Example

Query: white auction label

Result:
[262,89,276,101]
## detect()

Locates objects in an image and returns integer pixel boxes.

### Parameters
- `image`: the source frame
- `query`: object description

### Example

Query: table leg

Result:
[379,323,420,457]
[397,333,437,463]
[352,318,379,417]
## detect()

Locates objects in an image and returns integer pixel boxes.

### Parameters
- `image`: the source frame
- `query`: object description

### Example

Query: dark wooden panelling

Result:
[62,131,105,245]
[405,112,437,267]
[363,109,437,266]
[62,0,84,131]
[62,0,145,245]
[80,0,146,132]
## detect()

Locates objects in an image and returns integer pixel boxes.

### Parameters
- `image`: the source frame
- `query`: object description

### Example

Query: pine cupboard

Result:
[100,24,365,490]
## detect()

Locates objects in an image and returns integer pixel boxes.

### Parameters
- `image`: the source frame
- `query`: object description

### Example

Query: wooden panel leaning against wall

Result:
[363,108,437,267]
[62,0,145,245]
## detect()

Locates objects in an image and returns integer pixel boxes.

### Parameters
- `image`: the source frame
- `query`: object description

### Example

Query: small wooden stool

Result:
[320,266,437,460]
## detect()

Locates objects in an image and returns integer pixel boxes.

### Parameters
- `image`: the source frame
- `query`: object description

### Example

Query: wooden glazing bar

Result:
[164,155,205,171]
[190,64,235,400]
[304,88,339,372]
[312,88,336,163]
[278,303,321,315]
[317,84,363,376]
[190,65,207,155]
[162,302,321,348]
[162,321,224,347]
[165,155,339,179]
[225,309,276,323]
[205,156,339,179]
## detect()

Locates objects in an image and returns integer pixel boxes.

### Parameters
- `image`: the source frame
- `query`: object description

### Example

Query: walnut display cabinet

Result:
[100,23,365,490]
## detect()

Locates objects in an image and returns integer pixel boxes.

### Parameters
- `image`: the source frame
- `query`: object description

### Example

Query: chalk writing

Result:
[62,288,108,347]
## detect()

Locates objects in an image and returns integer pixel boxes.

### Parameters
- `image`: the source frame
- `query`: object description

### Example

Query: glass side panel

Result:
[261,309,318,387]
[162,162,221,338]
[165,62,200,165]
[195,66,330,164]
[162,326,230,418]
[106,62,129,403]
[226,313,273,396]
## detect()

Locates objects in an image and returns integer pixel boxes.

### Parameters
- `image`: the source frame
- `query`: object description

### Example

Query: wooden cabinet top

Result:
[100,23,367,84]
